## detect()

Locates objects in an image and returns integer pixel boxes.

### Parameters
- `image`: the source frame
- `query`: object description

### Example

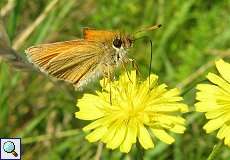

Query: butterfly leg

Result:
[120,59,133,83]
[108,68,114,105]
[102,66,114,105]
[129,58,153,90]
[102,77,107,91]
[128,58,142,78]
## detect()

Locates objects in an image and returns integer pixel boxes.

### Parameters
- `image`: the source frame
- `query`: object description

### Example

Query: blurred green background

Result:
[0,0,230,159]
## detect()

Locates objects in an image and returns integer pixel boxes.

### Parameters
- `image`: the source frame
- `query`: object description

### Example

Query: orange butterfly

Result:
[25,25,161,89]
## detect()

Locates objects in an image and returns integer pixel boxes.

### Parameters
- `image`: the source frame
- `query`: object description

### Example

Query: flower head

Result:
[76,71,188,153]
[196,59,230,147]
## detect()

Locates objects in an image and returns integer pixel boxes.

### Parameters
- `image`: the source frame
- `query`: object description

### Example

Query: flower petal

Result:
[216,59,230,83]
[76,94,105,120]
[138,123,154,149]
[120,119,137,153]
[207,73,230,93]
[195,102,218,112]
[170,125,186,133]
[154,114,186,125]
[205,110,225,119]
[106,122,127,150]
[83,118,105,131]
[151,128,175,144]
[217,124,229,139]
[86,126,107,142]
[203,117,225,133]
[101,121,120,143]
[147,103,188,113]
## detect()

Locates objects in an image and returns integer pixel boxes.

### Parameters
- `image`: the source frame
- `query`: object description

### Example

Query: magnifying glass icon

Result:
[3,141,18,157]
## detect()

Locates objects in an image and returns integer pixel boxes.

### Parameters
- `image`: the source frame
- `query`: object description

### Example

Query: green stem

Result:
[22,129,80,144]
[207,141,223,160]
[136,142,144,160]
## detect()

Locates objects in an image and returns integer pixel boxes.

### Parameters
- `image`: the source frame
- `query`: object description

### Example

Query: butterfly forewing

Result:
[25,40,105,87]
[83,28,118,42]
[26,40,82,70]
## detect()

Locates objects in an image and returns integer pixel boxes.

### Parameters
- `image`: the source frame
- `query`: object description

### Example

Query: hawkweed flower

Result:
[76,71,188,153]
[196,59,230,147]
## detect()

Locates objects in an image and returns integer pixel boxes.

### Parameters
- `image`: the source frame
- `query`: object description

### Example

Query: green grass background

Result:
[0,0,230,159]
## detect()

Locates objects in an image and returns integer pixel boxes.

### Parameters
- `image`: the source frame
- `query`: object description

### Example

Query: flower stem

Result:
[95,142,103,160]
[136,142,144,160]
[207,141,223,160]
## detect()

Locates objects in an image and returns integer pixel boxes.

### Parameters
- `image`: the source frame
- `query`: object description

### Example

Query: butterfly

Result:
[25,25,161,89]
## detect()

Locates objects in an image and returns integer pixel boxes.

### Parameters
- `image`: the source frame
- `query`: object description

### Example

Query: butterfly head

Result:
[110,34,134,63]
[112,34,134,50]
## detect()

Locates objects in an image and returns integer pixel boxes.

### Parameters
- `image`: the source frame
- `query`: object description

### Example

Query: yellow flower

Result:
[75,71,188,153]
[196,59,230,147]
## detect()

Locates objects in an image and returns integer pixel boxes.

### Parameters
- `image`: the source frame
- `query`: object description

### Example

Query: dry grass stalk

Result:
[12,0,59,50]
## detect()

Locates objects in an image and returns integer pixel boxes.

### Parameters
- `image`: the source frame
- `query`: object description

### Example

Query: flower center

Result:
[127,108,139,118]
[120,101,147,122]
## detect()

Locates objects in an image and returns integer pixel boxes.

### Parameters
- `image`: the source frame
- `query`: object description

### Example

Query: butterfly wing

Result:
[83,28,118,42]
[25,40,105,86]
[25,40,81,70]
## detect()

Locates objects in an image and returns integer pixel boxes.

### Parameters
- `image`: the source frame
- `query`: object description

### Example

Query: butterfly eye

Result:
[113,38,122,48]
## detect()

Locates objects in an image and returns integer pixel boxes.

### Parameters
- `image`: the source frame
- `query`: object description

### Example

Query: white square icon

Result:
[0,138,21,160]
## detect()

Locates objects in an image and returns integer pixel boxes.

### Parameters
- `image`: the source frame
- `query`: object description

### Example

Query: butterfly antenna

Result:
[133,36,153,90]
[121,60,133,83]
[148,40,153,90]
[107,68,113,105]
[109,82,112,105]
[128,58,141,78]
[134,24,161,36]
